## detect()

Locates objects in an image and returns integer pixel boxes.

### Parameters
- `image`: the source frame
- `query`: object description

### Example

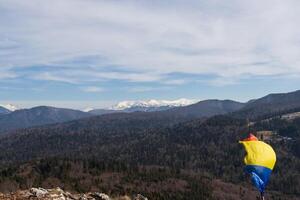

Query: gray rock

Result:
[90,192,110,200]
[30,187,49,198]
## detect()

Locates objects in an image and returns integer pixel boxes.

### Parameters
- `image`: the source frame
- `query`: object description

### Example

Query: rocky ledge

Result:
[0,187,148,200]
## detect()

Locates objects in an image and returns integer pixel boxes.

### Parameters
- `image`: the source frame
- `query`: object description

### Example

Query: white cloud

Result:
[163,79,187,85]
[31,70,164,83]
[32,72,78,84]
[1,0,300,84]
[0,71,17,79]
[81,86,104,93]
[0,67,17,79]
[128,86,172,93]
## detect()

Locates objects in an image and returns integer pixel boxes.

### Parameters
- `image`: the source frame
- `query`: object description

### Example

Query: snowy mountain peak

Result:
[112,98,197,110]
[0,104,19,111]
[83,107,94,112]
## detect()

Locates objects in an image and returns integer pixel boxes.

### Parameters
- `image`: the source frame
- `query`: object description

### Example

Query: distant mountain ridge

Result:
[0,106,92,132]
[89,105,182,115]
[233,90,300,120]
[165,99,245,118]
[0,99,246,134]
[2,90,300,132]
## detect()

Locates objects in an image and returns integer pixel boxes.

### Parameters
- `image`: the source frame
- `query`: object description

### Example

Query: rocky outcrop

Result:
[133,194,148,200]
[0,187,148,200]
[30,188,49,198]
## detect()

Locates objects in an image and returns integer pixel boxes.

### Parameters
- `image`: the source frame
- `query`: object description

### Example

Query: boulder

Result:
[30,187,49,198]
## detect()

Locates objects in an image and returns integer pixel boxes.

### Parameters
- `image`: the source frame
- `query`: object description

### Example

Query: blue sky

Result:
[1,0,300,109]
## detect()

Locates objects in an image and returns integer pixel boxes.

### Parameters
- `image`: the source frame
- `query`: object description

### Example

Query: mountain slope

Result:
[123,105,175,112]
[88,109,120,115]
[0,106,10,115]
[233,90,300,120]
[165,99,245,118]
[0,106,92,132]
[89,106,177,115]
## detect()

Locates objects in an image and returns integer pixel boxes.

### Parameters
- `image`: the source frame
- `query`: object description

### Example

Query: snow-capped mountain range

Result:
[86,98,198,115]
[111,98,197,110]
[1,99,197,114]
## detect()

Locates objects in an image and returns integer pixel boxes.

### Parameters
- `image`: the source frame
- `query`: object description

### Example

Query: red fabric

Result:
[243,133,258,141]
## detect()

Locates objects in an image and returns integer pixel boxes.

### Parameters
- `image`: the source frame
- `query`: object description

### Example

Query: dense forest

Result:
[0,114,299,199]
[1,91,300,199]
[0,158,214,200]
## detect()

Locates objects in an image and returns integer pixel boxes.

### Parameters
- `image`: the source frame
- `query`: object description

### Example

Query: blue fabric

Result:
[245,165,272,193]
[250,172,265,193]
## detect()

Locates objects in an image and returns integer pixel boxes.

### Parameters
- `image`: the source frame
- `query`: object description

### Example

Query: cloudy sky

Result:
[1,0,300,109]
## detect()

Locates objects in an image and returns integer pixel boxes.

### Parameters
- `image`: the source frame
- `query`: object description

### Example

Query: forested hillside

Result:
[0,91,300,199]
[232,90,300,120]
[0,114,299,199]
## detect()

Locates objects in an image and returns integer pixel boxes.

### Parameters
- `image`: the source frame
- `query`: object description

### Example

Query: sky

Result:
[1,0,300,109]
